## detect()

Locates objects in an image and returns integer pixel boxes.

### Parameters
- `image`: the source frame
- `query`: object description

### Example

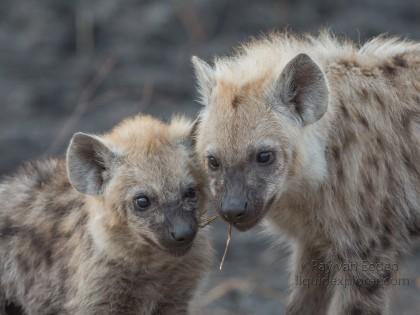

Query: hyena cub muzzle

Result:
[0,115,212,315]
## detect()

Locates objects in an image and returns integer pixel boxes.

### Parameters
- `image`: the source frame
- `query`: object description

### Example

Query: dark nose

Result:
[221,199,248,222]
[170,223,196,244]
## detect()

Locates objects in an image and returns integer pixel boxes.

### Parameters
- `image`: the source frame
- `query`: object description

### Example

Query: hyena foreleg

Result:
[327,256,395,315]
[285,243,334,315]
[153,287,194,315]
[153,304,188,315]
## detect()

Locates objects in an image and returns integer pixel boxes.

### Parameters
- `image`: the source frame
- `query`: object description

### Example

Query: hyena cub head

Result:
[66,115,206,257]
[192,52,329,231]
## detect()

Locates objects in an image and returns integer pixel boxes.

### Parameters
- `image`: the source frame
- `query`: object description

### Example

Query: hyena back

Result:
[192,33,420,314]
[0,115,211,315]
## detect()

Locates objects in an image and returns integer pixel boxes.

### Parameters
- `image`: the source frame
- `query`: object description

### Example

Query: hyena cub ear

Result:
[192,56,215,105]
[66,132,117,195]
[170,117,201,154]
[275,53,328,125]
[188,117,200,148]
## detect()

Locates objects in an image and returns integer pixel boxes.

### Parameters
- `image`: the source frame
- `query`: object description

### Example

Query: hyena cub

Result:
[0,115,211,315]
[192,33,420,314]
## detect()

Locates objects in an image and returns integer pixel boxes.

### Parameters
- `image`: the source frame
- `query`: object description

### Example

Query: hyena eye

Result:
[183,187,197,200]
[133,195,151,211]
[256,151,275,165]
[207,155,220,170]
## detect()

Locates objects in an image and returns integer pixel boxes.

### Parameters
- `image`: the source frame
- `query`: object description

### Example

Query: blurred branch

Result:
[45,57,116,155]
[198,278,252,307]
[138,81,154,110]
[256,287,287,302]
[174,0,207,44]
[197,275,287,309]
[76,4,95,55]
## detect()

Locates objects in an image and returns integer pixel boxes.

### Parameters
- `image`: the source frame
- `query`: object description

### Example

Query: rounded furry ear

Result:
[66,132,116,195]
[175,117,200,152]
[275,53,328,125]
[188,117,200,149]
[192,56,215,105]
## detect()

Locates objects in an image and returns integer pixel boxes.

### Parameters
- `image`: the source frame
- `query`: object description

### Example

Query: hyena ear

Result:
[66,132,117,196]
[192,56,215,105]
[188,117,200,149]
[275,53,328,125]
[176,117,200,152]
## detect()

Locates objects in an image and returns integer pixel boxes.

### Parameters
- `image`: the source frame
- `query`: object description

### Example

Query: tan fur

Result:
[194,32,420,315]
[0,115,212,315]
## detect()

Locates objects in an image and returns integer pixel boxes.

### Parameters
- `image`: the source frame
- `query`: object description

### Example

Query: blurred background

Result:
[0,0,419,314]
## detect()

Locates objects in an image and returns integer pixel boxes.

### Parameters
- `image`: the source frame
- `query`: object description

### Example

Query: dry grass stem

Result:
[197,212,233,271]
[219,224,232,271]
[198,215,220,228]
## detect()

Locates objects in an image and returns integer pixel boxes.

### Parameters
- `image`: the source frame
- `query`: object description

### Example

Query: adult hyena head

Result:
[192,53,329,231]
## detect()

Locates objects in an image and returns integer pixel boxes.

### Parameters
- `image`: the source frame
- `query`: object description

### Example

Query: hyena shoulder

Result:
[0,159,79,228]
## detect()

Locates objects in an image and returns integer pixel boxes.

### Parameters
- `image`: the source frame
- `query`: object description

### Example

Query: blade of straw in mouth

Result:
[198,215,220,228]
[219,224,232,271]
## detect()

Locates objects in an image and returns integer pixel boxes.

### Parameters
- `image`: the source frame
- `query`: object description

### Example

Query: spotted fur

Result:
[193,32,420,315]
[0,115,212,315]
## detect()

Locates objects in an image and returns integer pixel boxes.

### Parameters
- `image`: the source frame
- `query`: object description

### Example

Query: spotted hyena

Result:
[0,115,212,315]
[192,32,420,314]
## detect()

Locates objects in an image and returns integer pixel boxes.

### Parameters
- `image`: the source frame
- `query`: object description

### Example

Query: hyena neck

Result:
[300,123,328,184]
[267,110,333,240]
[288,115,331,189]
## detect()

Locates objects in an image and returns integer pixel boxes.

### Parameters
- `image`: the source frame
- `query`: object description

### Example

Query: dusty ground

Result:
[0,0,419,314]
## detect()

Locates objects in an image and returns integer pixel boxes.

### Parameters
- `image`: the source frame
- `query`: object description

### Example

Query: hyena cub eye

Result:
[256,151,275,165]
[133,194,152,211]
[207,155,220,170]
